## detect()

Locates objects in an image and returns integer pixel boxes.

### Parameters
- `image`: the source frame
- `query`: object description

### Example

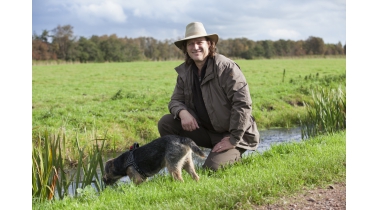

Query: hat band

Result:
[186,32,207,38]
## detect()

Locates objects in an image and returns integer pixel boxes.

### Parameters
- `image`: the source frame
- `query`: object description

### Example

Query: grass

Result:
[32,130,346,209]
[32,58,346,157]
[300,86,346,138]
[32,128,106,201]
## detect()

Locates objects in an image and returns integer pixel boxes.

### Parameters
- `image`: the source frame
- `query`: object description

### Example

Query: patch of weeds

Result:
[76,186,98,202]
[39,108,55,119]
[260,103,275,111]
[111,89,123,100]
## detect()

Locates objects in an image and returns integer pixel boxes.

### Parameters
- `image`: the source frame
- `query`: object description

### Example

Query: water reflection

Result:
[255,127,302,153]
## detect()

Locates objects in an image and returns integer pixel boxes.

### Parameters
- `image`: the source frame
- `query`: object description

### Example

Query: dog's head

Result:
[102,158,123,186]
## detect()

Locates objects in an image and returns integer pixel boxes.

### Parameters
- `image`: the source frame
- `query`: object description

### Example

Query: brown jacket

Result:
[168,53,260,150]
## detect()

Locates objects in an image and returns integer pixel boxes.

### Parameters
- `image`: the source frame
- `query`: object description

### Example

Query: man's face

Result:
[186,37,210,63]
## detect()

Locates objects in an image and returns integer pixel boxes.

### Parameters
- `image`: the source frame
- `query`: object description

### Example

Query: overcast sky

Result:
[32,0,346,44]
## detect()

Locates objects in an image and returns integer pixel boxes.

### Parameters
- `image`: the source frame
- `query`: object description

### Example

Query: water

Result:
[66,127,303,194]
[255,127,302,153]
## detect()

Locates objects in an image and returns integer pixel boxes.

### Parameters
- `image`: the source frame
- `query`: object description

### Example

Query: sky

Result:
[32,0,346,44]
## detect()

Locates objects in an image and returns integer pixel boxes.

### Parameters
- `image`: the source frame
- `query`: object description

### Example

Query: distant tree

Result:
[291,40,306,56]
[343,44,346,55]
[274,39,291,56]
[253,43,265,58]
[51,24,76,61]
[32,30,56,60]
[262,40,274,58]
[123,37,145,61]
[305,36,325,55]
[32,39,50,60]
[240,49,255,59]
[77,37,103,62]
[336,42,343,54]
[99,34,123,62]
[138,37,157,60]
[40,30,50,42]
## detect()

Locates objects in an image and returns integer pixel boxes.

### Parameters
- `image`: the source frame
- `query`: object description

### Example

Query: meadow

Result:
[32,58,346,207]
[32,58,346,156]
[32,131,346,209]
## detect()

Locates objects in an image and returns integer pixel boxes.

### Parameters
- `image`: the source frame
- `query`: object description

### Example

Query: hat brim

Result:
[174,34,219,50]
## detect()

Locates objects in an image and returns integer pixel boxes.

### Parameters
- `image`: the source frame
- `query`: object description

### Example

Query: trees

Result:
[51,24,76,61]
[77,37,103,62]
[274,39,291,56]
[262,40,274,58]
[305,36,325,55]
[32,29,56,60]
[32,24,345,62]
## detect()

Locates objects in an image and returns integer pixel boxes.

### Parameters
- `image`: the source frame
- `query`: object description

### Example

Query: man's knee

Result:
[158,114,171,129]
[158,114,180,136]
[202,148,245,171]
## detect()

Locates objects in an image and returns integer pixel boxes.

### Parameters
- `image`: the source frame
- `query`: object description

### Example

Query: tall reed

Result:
[32,130,71,201]
[32,129,106,201]
[72,135,106,196]
[300,86,346,138]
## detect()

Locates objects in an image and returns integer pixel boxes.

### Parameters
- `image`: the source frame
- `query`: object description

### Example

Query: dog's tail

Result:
[181,137,206,158]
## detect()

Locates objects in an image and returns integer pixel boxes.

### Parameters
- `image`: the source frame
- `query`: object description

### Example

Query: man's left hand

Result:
[212,136,236,153]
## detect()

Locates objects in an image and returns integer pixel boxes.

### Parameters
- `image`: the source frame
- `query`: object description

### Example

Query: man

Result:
[158,22,259,171]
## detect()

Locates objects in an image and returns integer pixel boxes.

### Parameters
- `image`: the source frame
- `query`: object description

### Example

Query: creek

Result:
[66,127,303,195]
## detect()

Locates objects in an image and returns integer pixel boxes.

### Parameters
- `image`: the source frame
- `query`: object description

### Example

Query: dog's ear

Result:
[104,159,114,173]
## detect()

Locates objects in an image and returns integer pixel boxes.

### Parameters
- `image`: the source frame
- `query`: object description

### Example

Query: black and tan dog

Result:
[102,135,206,185]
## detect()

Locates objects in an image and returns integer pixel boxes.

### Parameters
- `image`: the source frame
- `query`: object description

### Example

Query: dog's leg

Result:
[166,164,184,182]
[183,153,200,181]
[166,156,186,182]
[126,166,147,185]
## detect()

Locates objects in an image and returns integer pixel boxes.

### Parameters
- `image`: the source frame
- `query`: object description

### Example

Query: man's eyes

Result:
[188,41,205,46]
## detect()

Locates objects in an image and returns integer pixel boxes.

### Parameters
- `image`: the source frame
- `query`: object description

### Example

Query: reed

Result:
[300,86,346,138]
[32,129,106,201]
[32,129,70,201]
[72,135,106,196]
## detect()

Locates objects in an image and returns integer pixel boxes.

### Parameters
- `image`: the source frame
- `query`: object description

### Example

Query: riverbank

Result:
[33,131,346,209]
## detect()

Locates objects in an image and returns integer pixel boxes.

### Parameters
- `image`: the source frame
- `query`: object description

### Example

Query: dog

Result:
[102,135,206,185]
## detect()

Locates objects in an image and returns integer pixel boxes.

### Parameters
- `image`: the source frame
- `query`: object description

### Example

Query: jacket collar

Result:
[201,56,215,85]
[175,55,217,84]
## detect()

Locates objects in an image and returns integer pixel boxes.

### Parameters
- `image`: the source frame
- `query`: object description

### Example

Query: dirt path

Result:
[251,183,346,210]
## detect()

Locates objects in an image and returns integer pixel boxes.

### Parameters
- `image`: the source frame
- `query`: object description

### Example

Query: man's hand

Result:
[212,136,236,153]
[179,110,199,131]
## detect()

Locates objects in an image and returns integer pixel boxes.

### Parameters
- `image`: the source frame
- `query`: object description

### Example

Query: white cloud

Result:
[268,29,301,40]
[71,1,127,24]
[33,0,345,43]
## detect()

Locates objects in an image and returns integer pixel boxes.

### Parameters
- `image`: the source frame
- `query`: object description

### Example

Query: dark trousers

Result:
[158,114,246,171]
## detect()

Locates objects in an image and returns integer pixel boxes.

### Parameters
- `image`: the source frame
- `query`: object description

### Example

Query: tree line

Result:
[32,24,346,62]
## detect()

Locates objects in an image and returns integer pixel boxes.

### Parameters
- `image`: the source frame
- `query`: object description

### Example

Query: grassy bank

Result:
[32,131,346,209]
[32,58,346,156]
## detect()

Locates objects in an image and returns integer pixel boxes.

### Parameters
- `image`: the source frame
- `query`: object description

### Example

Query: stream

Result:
[66,127,303,194]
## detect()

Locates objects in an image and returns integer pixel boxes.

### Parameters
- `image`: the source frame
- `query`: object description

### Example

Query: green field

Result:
[32,58,346,154]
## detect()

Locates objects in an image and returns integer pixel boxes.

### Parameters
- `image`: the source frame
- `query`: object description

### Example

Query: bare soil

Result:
[251,182,346,210]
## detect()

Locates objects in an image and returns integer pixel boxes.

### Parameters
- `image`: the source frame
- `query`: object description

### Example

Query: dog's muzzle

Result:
[102,175,117,186]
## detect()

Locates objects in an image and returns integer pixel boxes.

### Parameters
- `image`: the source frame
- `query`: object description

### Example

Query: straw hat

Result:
[174,22,219,49]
